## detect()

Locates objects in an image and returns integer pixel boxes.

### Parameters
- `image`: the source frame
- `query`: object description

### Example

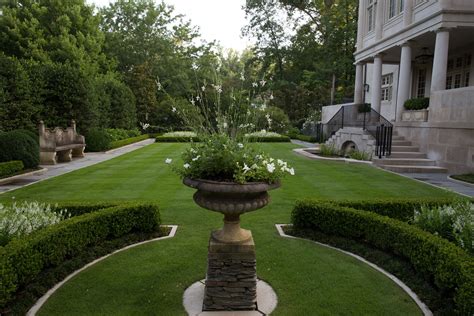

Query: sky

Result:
[87,0,252,52]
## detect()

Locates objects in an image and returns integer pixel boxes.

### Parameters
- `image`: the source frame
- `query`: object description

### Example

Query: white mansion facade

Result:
[323,0,474,173]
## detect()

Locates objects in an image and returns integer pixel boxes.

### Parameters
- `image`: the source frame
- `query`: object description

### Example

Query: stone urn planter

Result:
[402,109,429,122]
[184,178,280,243]
[183,177,280,311]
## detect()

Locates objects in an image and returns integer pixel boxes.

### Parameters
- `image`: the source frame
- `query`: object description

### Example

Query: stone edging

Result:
[27,225,178,316]
[293,148,373,165]
[0,168,48,186]
[447,175,474,188]
[275,224,433,316]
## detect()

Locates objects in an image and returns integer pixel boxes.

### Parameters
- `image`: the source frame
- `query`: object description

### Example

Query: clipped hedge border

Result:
[331,198,459,222]
[291,200,474,314]
[108,134,150,150]
[0,203,161,308]
[246,135,291,143]
[287,134,317,143]
[0,160,24,178]
[155,136,201,143]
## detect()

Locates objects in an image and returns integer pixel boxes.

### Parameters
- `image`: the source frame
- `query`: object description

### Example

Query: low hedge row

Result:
[331,198,458,222]
[291,200,474,314]
[287,133,317,143]
[246,135,291,142]
[0,160,24,178]
[404,97,430,110]
[0,203,161,308]
[109,134,150,150]
[155,136,201,143]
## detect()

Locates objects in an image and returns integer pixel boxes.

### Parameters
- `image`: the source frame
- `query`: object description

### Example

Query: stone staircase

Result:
[373,132,447,173]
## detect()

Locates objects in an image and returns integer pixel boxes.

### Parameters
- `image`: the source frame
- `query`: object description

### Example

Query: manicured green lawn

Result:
[1,143,454,315]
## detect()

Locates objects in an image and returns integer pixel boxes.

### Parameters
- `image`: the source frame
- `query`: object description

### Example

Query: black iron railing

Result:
[323,104,393,158]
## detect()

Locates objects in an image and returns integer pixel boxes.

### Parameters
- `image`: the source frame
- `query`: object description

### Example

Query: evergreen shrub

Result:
[0,130,39,168]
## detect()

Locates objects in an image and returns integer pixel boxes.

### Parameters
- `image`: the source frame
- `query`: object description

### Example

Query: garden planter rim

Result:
[183,177,280,193]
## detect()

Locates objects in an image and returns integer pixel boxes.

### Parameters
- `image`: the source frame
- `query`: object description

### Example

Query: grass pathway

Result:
[1,143,454,315]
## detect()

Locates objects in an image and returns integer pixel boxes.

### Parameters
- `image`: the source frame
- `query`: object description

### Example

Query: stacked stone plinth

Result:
[203,234,257,311]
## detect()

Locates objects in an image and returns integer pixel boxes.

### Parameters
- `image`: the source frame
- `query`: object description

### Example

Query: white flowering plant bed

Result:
[162,131,197,138]
[0,201,68,245]
[166,134,294,184]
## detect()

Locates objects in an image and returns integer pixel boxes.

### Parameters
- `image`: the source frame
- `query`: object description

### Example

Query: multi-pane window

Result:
[446,54,472,89]
[367,0,377,32]
[381,73,393,101]
[388,0,404,19]
[417,69,426,98]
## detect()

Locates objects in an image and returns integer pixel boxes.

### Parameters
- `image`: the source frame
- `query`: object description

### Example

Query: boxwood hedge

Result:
[109,134,150,150]
[291,200,473,314]
[0,203,161,308]
[0,161,24,178]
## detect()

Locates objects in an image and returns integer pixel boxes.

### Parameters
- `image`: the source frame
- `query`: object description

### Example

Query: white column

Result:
[375,0,384,40]
[354,63,364,104]
[431,29,450,92]
[403,0,414,27]
[396,43,412,121]
[371,54,383,113]
[356,0,365,50]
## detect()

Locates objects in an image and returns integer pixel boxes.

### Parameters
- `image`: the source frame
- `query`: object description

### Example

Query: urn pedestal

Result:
[183,178,279,311]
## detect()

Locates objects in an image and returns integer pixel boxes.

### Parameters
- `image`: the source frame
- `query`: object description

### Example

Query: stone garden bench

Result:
[38,120,86,165]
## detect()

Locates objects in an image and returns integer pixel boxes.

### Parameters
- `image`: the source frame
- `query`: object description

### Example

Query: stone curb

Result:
[275,224,433,316]
[293,148,373,165]
[375,166,472,198]
[447,175,474,188]
[27,225,178,316]
[0,167,48,186]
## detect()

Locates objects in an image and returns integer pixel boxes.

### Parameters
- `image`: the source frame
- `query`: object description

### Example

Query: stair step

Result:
[389,152,427,159]
[392,140,412,146]
[391,145,420,152]
[391,135,405,141]
[380,165,448,173]
[374,158,436,166]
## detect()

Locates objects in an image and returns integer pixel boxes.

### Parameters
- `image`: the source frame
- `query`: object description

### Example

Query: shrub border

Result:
[107,134,151,151]
[0,203,161,308]
[291,200,474,314]
[27,225,178,315]
[275,224,432,315]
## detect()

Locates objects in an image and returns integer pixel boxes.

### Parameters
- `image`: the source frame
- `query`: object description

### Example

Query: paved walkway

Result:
[0,139,155,194]
[291,140,474,197]
[399,173,474,197]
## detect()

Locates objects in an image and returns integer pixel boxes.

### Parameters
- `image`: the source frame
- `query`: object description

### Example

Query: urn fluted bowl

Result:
[183,178,280,243]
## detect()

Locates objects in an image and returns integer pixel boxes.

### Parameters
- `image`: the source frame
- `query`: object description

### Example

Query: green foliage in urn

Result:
[404,97,430,110]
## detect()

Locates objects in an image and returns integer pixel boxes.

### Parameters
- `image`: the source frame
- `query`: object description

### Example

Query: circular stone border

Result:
[275,224,433,316]
[183,279,277,316]
[293,148,373,165]
[27,225,178,316]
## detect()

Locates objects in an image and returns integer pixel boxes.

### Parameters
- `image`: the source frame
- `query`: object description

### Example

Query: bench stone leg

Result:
[72,146,85,158]
[57,149,72,162]
[40,151,57,165]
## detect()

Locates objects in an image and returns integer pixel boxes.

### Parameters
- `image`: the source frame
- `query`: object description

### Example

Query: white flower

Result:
[156,80,162,91]
[201,85,206,92]
[252,82,258,88]
[192,155,200,161]
[183,163,191,169]
[165,158,172,164]
[192,62,199,70]
[260,79,266,86]
[172,106,177,113]
[238,143,244,149]
[243,163,250,174]
[240,72,245,80]
[251,164,258,169]
[196,96,201,101]
[261,104,267,111]
[190,99,195,106]
[288,167,295,176]
[266,163,275,173]
[269,93,274,100]
[213,84,222,94]
[265,113,271,119]
[223,122,228,129]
